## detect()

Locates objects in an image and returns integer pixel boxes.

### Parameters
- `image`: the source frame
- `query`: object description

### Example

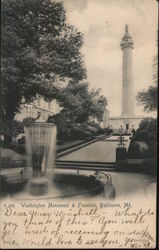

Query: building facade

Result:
[101,108,109,128]
[15,97,61,122]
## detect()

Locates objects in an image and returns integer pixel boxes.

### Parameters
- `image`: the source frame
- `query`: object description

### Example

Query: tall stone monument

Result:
[121,24,134,117]
[108,25,144,132]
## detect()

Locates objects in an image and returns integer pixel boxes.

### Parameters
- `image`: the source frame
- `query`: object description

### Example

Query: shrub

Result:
[131,118,157,158]
[143,156,157,175]
[71,128,93,140]
[0,120,24,146]
[127,141,143,159]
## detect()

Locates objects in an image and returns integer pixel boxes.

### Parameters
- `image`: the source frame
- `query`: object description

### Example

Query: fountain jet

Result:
[24,113,56,195]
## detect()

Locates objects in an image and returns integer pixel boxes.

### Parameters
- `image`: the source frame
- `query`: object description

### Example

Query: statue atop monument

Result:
[125,24,128,33]
[121,24,134,50]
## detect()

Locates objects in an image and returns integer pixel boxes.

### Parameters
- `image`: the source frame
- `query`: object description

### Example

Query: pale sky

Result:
[63,0,158,116]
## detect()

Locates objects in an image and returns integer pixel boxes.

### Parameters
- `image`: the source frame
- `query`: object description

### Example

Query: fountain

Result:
[24,113,56,195]
[21,112,115,199]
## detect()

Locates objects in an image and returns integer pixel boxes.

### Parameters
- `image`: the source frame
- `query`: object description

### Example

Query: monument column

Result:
[120,25,134,117]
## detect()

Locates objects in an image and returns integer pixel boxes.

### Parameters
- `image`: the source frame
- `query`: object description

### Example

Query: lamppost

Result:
[116,129,127,163]
[117,134,125,148]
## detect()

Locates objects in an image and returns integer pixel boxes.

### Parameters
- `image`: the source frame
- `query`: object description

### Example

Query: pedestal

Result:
[116,147,127,161]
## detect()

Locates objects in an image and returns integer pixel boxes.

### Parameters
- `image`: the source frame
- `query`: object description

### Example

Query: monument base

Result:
[108,115,145,132]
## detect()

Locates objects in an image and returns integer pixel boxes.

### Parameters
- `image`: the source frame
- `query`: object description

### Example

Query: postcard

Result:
[0,0,157,248]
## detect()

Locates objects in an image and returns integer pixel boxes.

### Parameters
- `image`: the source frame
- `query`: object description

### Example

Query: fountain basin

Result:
[1,170,115,199]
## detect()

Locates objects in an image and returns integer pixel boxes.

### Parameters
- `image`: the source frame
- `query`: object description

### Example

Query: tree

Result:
[136,86,157,112]
[1,0,108,144]
[48,81,107,141]
[58,81,107,124]
[135,56,157,165]
[136,56,157,112]
[1,0,86,123]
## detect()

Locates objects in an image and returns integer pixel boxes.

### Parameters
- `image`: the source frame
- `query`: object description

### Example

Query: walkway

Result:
[58,135,131,163]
